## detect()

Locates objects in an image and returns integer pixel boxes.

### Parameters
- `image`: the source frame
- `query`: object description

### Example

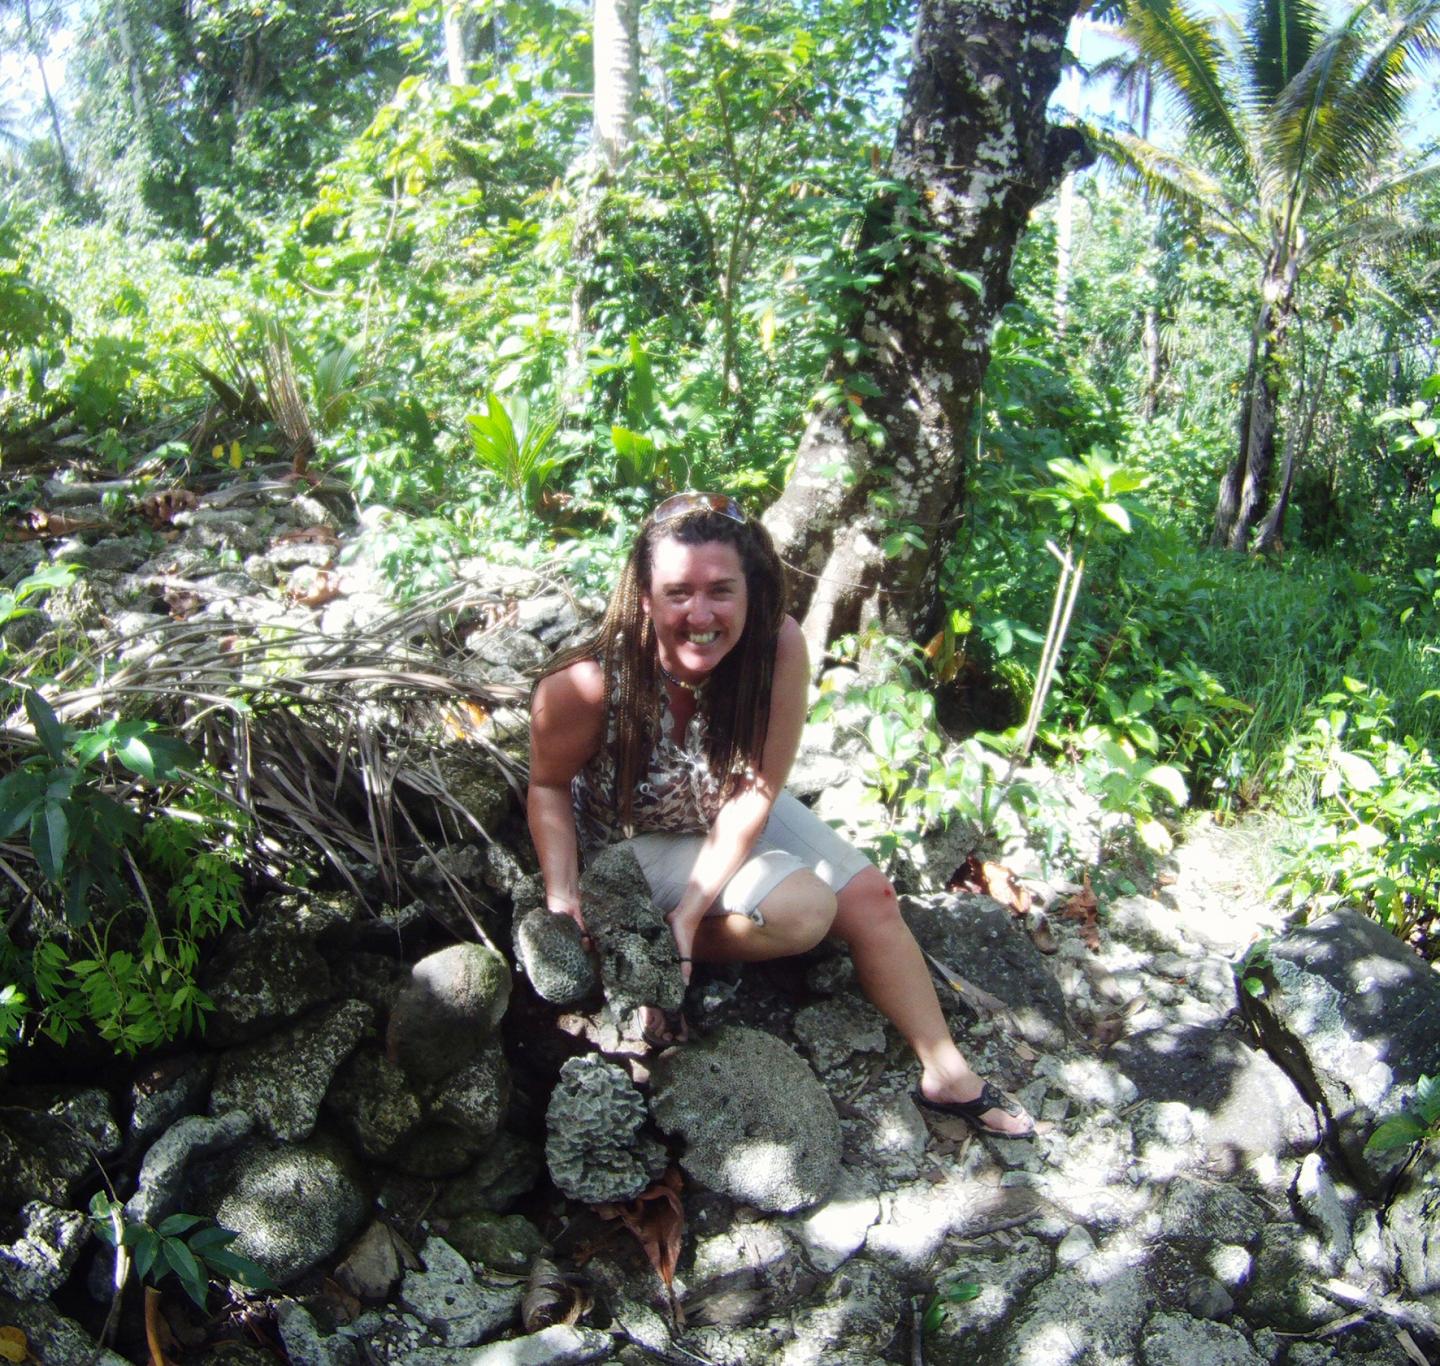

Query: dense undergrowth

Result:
[3,0,1440,1064]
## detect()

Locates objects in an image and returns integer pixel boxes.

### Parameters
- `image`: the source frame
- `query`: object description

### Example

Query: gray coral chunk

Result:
[515,908,600,1006]
[0,1203,89,1299]
[546,1055,667,1203]
[210,1000,373,1141]
[388,944,512,1087]
[580,843,683,1017]
[649,1026,841,1213]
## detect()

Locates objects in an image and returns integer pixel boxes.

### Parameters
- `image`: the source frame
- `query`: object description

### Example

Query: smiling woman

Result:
[526,493,1035,1138]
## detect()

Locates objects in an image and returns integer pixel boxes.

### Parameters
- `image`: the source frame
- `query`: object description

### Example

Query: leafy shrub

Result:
[1277,678,1440,943]
[1,569,245,1059]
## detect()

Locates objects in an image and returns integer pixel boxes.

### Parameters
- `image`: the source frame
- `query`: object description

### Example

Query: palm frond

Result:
[1305,156,1440,243]
[1297,0,1440,192]
[1122,0,1258,186]
[1089,126,1265,254]
[1245,0,1326,105]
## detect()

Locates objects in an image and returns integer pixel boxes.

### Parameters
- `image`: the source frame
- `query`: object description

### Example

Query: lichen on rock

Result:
[649,1026,841,1213]
[579,843,683,1018]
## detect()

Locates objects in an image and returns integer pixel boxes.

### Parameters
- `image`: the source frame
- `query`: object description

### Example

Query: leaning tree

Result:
[762,0,1090,660]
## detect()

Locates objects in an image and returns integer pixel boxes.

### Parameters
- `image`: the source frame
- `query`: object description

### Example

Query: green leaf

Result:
[158,1213,207,1237]
[0,769,45,839]
[161,1236,208,1309]
[30,801,69,883]
[24,689,67,762]
[1242,976,1266,997]
[1142,764,1189,806]
[133,1230,160,1281]
[186,1225,238,1252]
[1364,1114,1428,1153]
[940,1280,983,1303]
[1333,751,1380,791]
[922,1300,946,1334]
[201,1246,276,1289]
[1097,501,1132,533]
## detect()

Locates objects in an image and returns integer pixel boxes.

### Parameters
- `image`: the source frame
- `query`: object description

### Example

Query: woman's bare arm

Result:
[527,660,606,934]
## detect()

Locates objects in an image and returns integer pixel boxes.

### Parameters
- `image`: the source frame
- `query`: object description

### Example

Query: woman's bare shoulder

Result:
[534,657,606,710]
[775,615,808,669]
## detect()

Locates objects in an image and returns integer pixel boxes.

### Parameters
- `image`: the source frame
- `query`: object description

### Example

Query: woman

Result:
[527,492,1033,1138]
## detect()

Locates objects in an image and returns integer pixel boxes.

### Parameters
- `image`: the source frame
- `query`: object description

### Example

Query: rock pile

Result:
[2,473,1438,1363]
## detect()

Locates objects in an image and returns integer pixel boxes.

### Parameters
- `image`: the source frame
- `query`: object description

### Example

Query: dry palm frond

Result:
[5,577,549,926]
[259,321,315,474]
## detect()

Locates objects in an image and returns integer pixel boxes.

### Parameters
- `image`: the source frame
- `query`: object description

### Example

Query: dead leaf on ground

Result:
[318,1276,364,1323]
[143,1286,177,1366]
[521,1258,593,1332]
[271,525,339,546]
[948,856,1033,916]
[140,489,198,527]
[596,1168,686,1325]
[442,700,491,741]
[13,508,106,539]
[287,568,344,608]
[0,1325,28,1364]
[1059,872,1102,952]
[163,587,203,620]
[1027,912,1059,954]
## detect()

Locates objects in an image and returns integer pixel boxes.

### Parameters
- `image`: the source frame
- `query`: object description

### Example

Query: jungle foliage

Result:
[2,0,1440,1057]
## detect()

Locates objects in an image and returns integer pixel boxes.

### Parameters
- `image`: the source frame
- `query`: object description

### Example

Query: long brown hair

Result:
[539,508,787,824]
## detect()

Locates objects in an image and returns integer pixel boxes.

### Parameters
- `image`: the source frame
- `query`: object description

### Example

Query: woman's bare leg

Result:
[680,869,837,965]
[831,867,1032,1136]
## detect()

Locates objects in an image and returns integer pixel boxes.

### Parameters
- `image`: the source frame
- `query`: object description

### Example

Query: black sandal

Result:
[912,1081,1036,1139]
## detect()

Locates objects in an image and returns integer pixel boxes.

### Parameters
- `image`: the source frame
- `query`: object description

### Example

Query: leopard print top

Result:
[572,681,727,850]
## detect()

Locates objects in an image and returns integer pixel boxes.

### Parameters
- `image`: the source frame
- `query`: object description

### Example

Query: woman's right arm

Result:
[527,660,607,937]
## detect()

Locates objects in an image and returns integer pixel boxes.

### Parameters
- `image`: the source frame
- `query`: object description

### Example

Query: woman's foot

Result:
[636,1004,689,1049]
[915,1074,1035,1138]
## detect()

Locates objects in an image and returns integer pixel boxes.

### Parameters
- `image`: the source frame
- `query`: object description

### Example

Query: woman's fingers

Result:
[551,904,592,951]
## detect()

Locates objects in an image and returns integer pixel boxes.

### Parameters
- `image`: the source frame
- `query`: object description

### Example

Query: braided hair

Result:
[539,508,788,825]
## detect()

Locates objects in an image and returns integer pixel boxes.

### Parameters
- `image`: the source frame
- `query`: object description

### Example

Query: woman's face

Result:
[642,535,749,684]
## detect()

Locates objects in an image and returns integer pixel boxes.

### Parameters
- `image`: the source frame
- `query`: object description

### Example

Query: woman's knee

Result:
[833,866,903,941]
[758,870,837,950]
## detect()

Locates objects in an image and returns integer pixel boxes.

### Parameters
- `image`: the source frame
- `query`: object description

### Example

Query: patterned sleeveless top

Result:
[572,680,728,851]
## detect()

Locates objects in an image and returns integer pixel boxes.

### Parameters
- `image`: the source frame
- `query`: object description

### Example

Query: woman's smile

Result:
[643,538,749,685]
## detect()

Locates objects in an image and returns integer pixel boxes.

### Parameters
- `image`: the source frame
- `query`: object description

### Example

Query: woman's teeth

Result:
[687,631,719,645]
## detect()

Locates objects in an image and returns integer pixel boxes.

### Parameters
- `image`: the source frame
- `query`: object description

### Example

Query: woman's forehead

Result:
[648,536,744,583]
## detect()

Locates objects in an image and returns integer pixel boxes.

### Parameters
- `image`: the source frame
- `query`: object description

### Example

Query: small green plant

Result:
[90,1193,275,1309]
[1234,938,1274,999]
[465,392,571,512]
[922,1277,983,1334]
[1364,1075,1440,1156]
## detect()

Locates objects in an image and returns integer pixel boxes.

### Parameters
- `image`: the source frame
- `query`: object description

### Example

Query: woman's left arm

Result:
[666,616,810,956]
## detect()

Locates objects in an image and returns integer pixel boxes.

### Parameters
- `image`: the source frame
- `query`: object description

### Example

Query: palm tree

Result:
[1094,0,1440,551]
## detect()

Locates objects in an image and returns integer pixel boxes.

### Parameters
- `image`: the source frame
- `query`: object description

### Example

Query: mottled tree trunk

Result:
[568,0,641,366]
[1212,249,1298,551]
[762,0,1088,660]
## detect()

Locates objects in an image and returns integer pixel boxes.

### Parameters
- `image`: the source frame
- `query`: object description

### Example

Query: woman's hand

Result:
[548,900,592,950]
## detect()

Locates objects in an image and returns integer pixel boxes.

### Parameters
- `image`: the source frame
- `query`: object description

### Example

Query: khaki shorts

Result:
[627,791,872,925]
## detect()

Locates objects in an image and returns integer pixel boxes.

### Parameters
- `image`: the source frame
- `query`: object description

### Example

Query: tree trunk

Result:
[762,0,1089,660]
[593,0,639,171]
[1212,248,1299,551]
[444,3,472,84]
[18,0,74,198]
[569,0,640,368]
[1254,271,1350,556]
[1140,303,1161,419]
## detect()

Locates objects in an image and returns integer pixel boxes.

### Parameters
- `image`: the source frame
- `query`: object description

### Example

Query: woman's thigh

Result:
[627,793,872,924]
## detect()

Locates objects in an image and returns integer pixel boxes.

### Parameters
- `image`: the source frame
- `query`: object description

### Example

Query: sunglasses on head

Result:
[652,491,746,525]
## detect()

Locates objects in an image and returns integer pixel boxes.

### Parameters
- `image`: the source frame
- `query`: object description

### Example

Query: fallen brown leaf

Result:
[596,1168,686,1325]
[287,569,344,608]
[272,525,339,546]
[1060,872,1102,952]
[948,856,1033,916]
[521,1257,593,1332]
[143,1287,176,1366]
[139,489,198,527]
